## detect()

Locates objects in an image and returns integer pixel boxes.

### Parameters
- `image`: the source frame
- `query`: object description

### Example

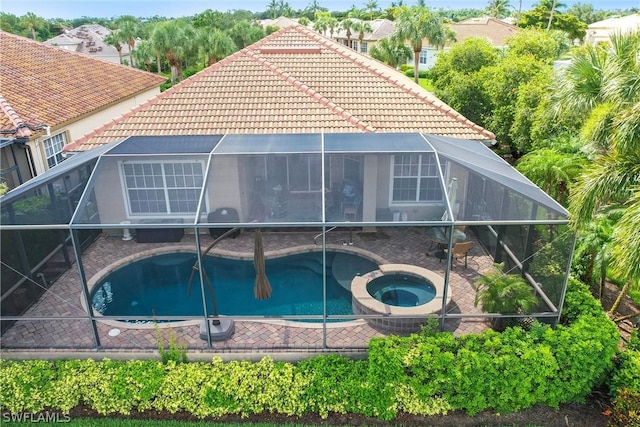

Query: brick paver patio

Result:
[1,226,494,353]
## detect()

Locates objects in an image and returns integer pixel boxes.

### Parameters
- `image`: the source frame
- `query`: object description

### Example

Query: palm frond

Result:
[610,188,640,286]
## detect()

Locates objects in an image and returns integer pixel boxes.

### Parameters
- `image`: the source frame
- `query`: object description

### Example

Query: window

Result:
[265,154,327,192]
[343,154,362,183]
[121,161,204,215]
[419,49,428,65]
[352,41,358,51]
[43,133,66,168]
[391,154,443,202]
[361,42,368,54]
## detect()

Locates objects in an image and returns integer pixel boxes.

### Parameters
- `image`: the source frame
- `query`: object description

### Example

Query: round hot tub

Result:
[367,274,436,307]
[351,264,451,333]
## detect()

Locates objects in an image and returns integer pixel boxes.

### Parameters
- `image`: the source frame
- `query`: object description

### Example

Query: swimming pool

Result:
[90,250,378,321]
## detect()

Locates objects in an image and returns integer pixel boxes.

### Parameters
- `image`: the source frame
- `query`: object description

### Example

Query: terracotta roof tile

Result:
[449,17,518,47]
[67,25,495,151]
[0,31,166,136]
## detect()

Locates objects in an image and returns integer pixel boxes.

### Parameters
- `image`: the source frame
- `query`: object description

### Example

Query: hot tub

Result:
[351,264,451,333]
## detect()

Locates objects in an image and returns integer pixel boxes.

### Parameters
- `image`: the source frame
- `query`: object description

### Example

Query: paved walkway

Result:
[1,226,493,353]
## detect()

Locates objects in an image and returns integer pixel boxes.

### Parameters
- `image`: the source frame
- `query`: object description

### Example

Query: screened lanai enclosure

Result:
[0,133,573,352]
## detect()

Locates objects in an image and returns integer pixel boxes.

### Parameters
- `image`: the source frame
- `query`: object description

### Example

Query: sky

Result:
[1,0,639,20]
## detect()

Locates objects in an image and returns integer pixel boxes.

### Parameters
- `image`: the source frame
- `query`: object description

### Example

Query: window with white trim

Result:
[43,133,66,168]
[419,49,428,65]
[352,41,358,51]
[391,154,443,202]
[361,42,368,54]
[121,161,204,215]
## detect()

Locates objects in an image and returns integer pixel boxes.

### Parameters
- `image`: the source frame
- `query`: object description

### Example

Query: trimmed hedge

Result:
[0,279,620,420]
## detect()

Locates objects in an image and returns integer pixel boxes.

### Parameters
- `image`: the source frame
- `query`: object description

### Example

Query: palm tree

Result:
[115,17,140,68]
[197,27,236,66]
[573,209,618,300]
[369,37,412,69]
[547,0,558,30]
[353,19,373,53]
[515,143,587,206]
[305,0,325,20]
[313,11,330,36]
[267,0,280,19]
[392,5,446,84]
[229,20,265,50]
[104,29,125,65]
[149,19,195,84]
[366,0,379,20]
[327,16,339,38]
[340,18,355,49]
[563,32,640,321]
[534,0,567,30]
[486,0,512,19]
[131,40,154,72]
[473,263,539,331]
[19,12,44,40]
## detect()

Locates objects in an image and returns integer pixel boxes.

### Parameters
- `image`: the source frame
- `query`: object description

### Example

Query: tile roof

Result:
[0,31,166,137]
[44,24,131,63]
[334,19,395,41]
[449,17,518,47]
[67,25,495,152]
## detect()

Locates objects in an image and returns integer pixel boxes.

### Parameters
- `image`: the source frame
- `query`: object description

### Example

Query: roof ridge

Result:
[248,28,376,133]
[0,95,23,129]
[291,26,495,140]
[66,32,324,151]
[0,94,37,137]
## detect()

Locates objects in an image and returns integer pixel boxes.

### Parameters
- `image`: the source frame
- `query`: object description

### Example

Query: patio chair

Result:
[439,241,473,268]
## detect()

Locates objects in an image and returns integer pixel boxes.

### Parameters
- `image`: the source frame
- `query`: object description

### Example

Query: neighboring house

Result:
[44,24,132,65]
[416,17,518,71]
[260,17,303,29]
[65,25,495,224]
[586,14,640,45]
[333,19,395,56]
[0,31,166,191]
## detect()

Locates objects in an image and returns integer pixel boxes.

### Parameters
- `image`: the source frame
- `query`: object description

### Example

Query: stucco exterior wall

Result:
[29,87,162,176]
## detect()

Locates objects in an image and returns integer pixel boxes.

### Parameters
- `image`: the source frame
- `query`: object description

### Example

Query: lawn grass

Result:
[418,78,435,92]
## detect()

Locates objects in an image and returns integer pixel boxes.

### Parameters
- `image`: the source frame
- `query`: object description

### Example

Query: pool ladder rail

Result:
[313,226,353,246]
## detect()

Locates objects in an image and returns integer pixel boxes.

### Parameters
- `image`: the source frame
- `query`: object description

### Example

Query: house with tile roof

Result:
[44,24,133,65]
[449,17,518,47]
[333,19,395,56]
[416,17,518,71]
[260,16,304,29]
[0,31,166,191]
[67,24,494,152]
[586,14,640,45]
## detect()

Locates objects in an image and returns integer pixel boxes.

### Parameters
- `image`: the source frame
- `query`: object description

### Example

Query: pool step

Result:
[332,252,372,291]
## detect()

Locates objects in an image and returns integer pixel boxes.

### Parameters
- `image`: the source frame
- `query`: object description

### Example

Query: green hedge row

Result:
[404,69,429,79]
[0,279,620,420]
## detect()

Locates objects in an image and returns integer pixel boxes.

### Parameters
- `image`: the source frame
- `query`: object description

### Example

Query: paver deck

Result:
[1,226,494,353]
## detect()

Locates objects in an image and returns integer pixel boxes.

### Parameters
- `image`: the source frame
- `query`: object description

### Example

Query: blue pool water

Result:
[91,251,378,320]
[367,274,436,307]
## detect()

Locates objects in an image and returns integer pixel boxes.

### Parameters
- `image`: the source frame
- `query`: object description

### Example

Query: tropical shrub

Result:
[473,263,539,331]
